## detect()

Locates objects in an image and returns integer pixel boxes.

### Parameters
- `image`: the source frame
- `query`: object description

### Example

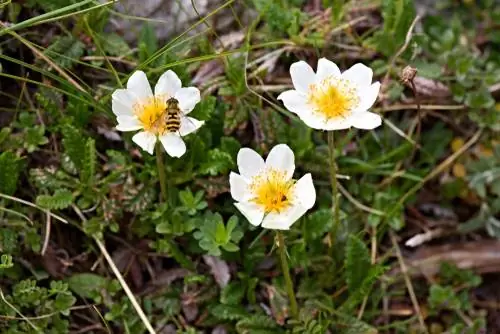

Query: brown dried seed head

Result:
[401,65,417,85]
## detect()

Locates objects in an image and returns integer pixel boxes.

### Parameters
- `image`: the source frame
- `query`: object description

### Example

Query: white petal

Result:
[342,63,373,88]
[112,89,135,116]
[265,144,295,179]
[293,173,316,209]
[349,111,382,130]
[229,172,251,202]
[297,111,331,130]
[356,82,380,112]
[290,61,316,93]
[324,117,352,131]
[316,58,341,82]
[179,117,204,136]
[116,116,142,131]
[155,70,182,97]
[127,71,153,100]
[159,133,186,158]
[234,202,265,226]
[237,148,265,179]
[175,87,200,114]
[261,204,307,230]
[132,131,156,155]
[277,90,310,116]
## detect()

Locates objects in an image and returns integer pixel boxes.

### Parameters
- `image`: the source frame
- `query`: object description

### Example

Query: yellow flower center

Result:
[308,77,359,120]
[250,169,295,213]
[134,96,167,135]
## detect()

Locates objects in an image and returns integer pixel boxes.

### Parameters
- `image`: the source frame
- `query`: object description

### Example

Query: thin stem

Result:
[155,143,167,203]
[328,131,341,248]
[276,231,298,319]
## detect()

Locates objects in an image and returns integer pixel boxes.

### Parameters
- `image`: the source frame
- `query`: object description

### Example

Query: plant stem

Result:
[328,131,341,248]
[155,142,167,203]
[276,231,298,319]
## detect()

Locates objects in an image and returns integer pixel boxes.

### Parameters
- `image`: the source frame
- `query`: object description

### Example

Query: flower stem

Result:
[328,131,340,248]
[155,142,167,203]
[276,231,298,319]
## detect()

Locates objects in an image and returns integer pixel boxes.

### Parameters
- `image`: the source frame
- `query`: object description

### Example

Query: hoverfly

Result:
[164,97,182,133]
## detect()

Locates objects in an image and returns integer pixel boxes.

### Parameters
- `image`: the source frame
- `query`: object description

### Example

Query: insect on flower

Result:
[112,70,204,157]
[229,144,316,230]
[278,58,382,131]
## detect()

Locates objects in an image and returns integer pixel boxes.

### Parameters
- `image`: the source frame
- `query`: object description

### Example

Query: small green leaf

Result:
[67,273,109,299]
[0,151,22,195]
[345,235,370,294]
[36,189,74,210]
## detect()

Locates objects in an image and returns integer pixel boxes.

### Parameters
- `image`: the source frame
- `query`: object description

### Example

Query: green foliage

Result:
[345,234,370,294]
[0,151,22,195]
[235,314,282,334]
[36,189,74,210]
[428,284,461,311]
[0,254,13,269]
[193,213,243,256]
[366,0,416,56]
[44,35,85,69]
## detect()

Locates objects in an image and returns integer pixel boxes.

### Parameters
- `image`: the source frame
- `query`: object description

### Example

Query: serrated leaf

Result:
[199,149,234,176]
[345,235,370,294]
[211,304,248,321]
[62,124,86,170]
[337,313,378,334]
[100,33,130,56]
[81,138,96,185]
[236,314,281,334]
[36,189,74,210]
[0,151,22,195]
[44,35,85,69]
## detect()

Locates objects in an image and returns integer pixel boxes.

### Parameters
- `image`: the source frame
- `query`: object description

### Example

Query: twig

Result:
[390,232,428,333]
[41,210,51,256]
[337,183,385,216]
[0,289,40,332]
[72,205,156,334]
[0,193,68,224]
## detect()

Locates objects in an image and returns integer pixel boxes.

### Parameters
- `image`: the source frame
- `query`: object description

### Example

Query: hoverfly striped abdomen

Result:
[165,97,181,133]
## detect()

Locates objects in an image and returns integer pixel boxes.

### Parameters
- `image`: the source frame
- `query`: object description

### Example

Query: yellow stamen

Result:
[308,77,359,120]
[134,96,167,135]
[250,169,294,213]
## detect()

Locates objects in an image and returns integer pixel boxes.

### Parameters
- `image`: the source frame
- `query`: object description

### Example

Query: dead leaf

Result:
[411,76,451,98]
[203,255,230,288]
[392,240,500,278]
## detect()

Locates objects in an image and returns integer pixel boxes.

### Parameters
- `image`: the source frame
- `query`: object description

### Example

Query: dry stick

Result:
[4,27,87,93]
[0,193,67,224]
[390,231,428,333]
[72,205,156,334]
[41,210,51,256]
[381,104,465,112]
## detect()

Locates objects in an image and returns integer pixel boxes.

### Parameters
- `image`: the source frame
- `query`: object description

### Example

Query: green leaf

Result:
[139,22,157,62]
[199,149,234,176]
[0,151,22,195]
[336,312,378,334]
[81,138,96,185]
[211,304,248,320]
[235,314,281,334]
[62,124,86,170]
[44,35,85,69]
[67,273,108,299]
[54,292,76,315]
[220,282,245,305]
[345,234,370,294]
[36,189,74,210]
[428,284,461,311]
[100,33,130,56]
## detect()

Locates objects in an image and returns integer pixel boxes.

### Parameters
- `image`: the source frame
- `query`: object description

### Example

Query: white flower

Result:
[278,58,381,131]
[229,144,316,230]
[112,70,205,157]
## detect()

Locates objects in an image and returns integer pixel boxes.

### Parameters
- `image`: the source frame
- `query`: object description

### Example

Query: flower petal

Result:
[296,110,330,130]
[342,63,373,88]
[316,58,341,82]
[265,144,295,179]
[179,117,204,137]
[155,70,182,98]
[229,172,251,202]
[116,116,142,131]
[127,71,153,100]
[175,87,200,114]
[349,111,382,130]
[277,90,310,116]
[293,173,316,209]
[132,131,156,155]
[237,148,265,179]
[112,89,135,116]
[234,202,265,226]
[290,61,316,93]
[356,82,380,112]
[261,204,307,230]
[159,133,186,158]
[324,117,352,131]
